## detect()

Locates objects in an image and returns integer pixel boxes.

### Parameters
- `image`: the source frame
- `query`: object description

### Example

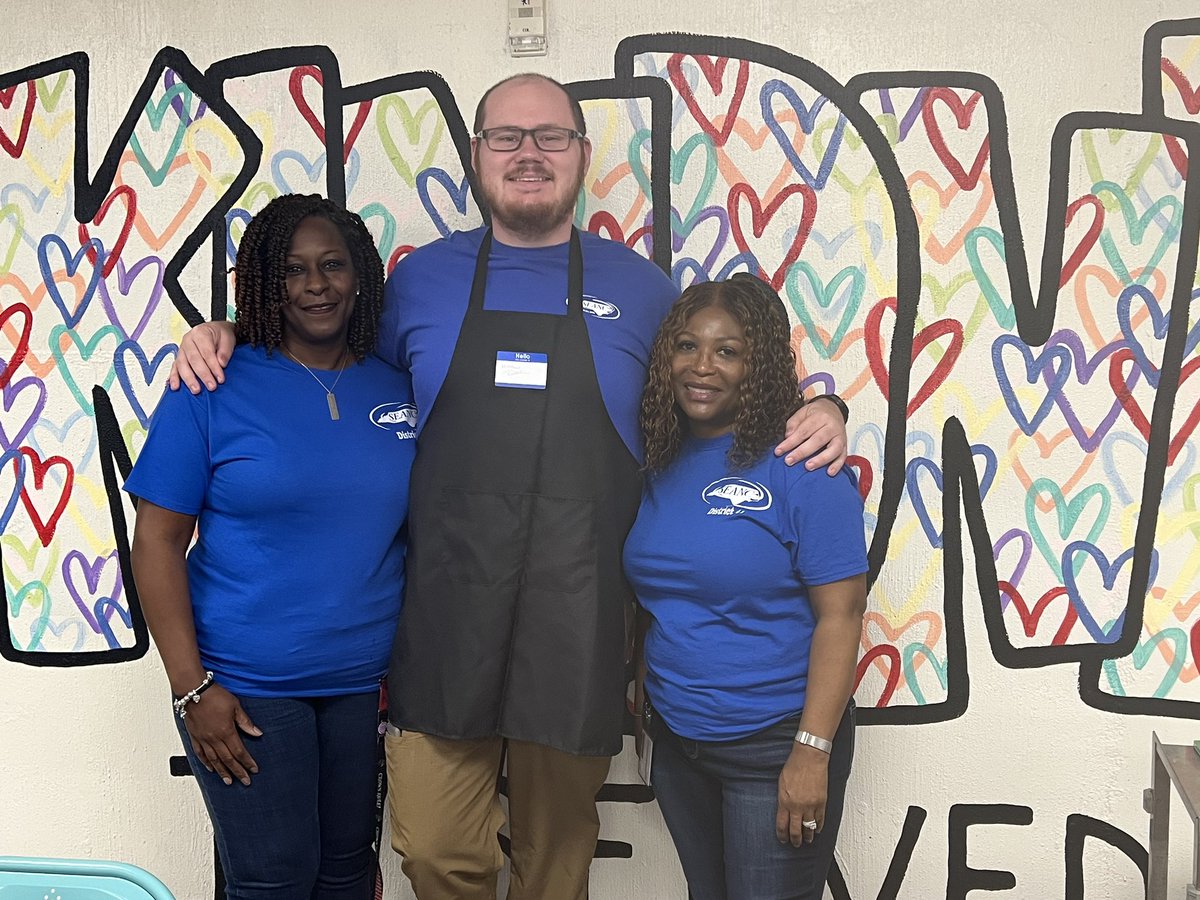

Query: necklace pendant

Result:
[327,393,340,421]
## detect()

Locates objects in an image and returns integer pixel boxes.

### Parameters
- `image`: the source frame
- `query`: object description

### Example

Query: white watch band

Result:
[794,729,833,754]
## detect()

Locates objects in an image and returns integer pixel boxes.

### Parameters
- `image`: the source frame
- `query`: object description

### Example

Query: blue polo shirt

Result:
[623,433,868,740]
[125,344,417,697]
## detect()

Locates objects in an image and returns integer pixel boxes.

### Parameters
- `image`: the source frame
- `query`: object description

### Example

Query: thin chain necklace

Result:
[282,344,350,420]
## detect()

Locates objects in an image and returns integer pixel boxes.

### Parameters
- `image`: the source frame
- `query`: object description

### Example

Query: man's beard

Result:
[484,160,585,242]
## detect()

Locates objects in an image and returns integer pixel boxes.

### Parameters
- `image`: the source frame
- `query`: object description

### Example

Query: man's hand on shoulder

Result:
[169,322,237,394]
[776,396,849,475]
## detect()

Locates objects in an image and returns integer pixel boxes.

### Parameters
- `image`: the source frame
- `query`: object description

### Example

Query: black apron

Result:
[388,229,641,756]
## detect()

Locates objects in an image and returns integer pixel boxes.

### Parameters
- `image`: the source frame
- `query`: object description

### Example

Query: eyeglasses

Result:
[475,126,584,152]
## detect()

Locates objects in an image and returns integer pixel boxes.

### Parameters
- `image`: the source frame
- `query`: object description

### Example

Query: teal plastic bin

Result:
[0,857,176,900]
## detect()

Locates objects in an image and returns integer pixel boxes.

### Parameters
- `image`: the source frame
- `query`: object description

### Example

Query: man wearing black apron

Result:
[384,75,637,900]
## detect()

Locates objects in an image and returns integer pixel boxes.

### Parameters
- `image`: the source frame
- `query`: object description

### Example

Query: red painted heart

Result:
[1059,194,1104,288]
[1109,347,1200,465]
[666,54,750,148]
[0,301,31,389]
[77,184,136,278]
[922,87,990,191]
[289,66,372,164]
[14,446,73,547]
[855,643,901,707]
[0,80,35,159]
[727,182,816,291]
[997,581,1076,644]
[864,296,964,415]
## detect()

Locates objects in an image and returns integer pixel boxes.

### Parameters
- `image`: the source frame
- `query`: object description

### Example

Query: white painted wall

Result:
[3,2,1200,898]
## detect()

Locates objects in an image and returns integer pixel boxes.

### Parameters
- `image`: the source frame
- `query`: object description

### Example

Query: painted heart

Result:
[992,334,1073,434]
[1109,347,1200,465]
[77,184,136,278]
[906,446,998,548]
[38,234,104,328]
[727,182,815,290]
[1059,194,1104,288]
[1116,283,1200,388]
[1092,180,1181,288]
[1011,427,1102,511]
[874,87,930,143]
[49,324,122,416]
[0,375,46,450]
[2,530,57,593]
[163,68,206,124]
[964,226,1017,330]
[993,527,1033,591]
[63,548,123,635]
[0,80,36,158]
[29,409,98,480]
[854,642,901,707]
[844,454,873,501]
[14,446,73,547]
[1101,429,1195,507]
[865,296,964,415]
[1042,329,1125,452]
[1062,541,1155,643]
[128,82,192,187]
[997,581,1076,644]
[416,168,474,238]
[922,87,990,191]
[1162,134,1188,181]
[1101,626,1187,699]
[97,255,165,341]
[666,54,750,148]
[0,299,32,388]
[785,261,863,360]
[114,340,177,427]
[1,181,72,257]
[901,643,948,705]
[121,153,208,250]
[357,201,397,260]
[760,79,846,190]
[375,93,445,187]
[907,170,993,266]
[1025,477,1110,580]
[630,131,718,237]
[1073,264,1166,352]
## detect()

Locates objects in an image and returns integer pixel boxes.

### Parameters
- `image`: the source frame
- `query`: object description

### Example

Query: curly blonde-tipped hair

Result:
[641,274,802,473]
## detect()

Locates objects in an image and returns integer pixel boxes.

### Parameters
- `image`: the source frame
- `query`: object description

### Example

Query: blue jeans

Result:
[649,702,855,900]
[175,691,380,900]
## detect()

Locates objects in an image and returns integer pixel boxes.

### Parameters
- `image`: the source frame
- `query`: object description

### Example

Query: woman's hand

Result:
[775,744,829,846]
[181,683,263,786]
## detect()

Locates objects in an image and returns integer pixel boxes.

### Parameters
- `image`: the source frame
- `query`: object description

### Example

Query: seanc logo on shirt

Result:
[370,402,418,439]
[571,295,620,319]
[701,478,773,515]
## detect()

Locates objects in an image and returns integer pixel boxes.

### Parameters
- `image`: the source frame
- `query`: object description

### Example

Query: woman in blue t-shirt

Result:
[624,273,868,900]
[126,194,417,898]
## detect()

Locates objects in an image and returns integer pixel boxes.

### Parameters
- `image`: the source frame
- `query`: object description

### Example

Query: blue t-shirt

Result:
[623,433,868,741]
[379,227,678,460]
[124,344,417,697]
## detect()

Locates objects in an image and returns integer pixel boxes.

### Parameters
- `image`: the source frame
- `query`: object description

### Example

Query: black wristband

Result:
[810,392,849,424]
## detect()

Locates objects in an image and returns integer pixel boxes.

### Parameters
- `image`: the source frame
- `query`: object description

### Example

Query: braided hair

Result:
[641,273,802,473]
[232,193,385,361]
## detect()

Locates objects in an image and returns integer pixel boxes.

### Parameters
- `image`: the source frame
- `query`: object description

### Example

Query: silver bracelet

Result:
[172,671,215,719]
[794,729,833,754]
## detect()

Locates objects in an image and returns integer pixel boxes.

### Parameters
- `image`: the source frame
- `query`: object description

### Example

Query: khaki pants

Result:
[386,730,612,900]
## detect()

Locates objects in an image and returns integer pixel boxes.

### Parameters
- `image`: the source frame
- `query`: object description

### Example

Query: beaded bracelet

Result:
[172,671,215,719]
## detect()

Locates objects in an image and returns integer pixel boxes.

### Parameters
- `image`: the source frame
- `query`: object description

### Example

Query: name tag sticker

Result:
[495,351,548,390]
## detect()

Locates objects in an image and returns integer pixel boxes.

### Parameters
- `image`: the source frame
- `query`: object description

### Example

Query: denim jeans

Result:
[175,690,380,900]
[649,702,855,900]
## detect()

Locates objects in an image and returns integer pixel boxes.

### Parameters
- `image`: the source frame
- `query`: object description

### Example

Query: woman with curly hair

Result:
[126,194,416,898]
[624,273,868,900]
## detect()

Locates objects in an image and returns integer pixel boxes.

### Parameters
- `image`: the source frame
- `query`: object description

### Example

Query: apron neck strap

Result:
[468,228,584,316]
